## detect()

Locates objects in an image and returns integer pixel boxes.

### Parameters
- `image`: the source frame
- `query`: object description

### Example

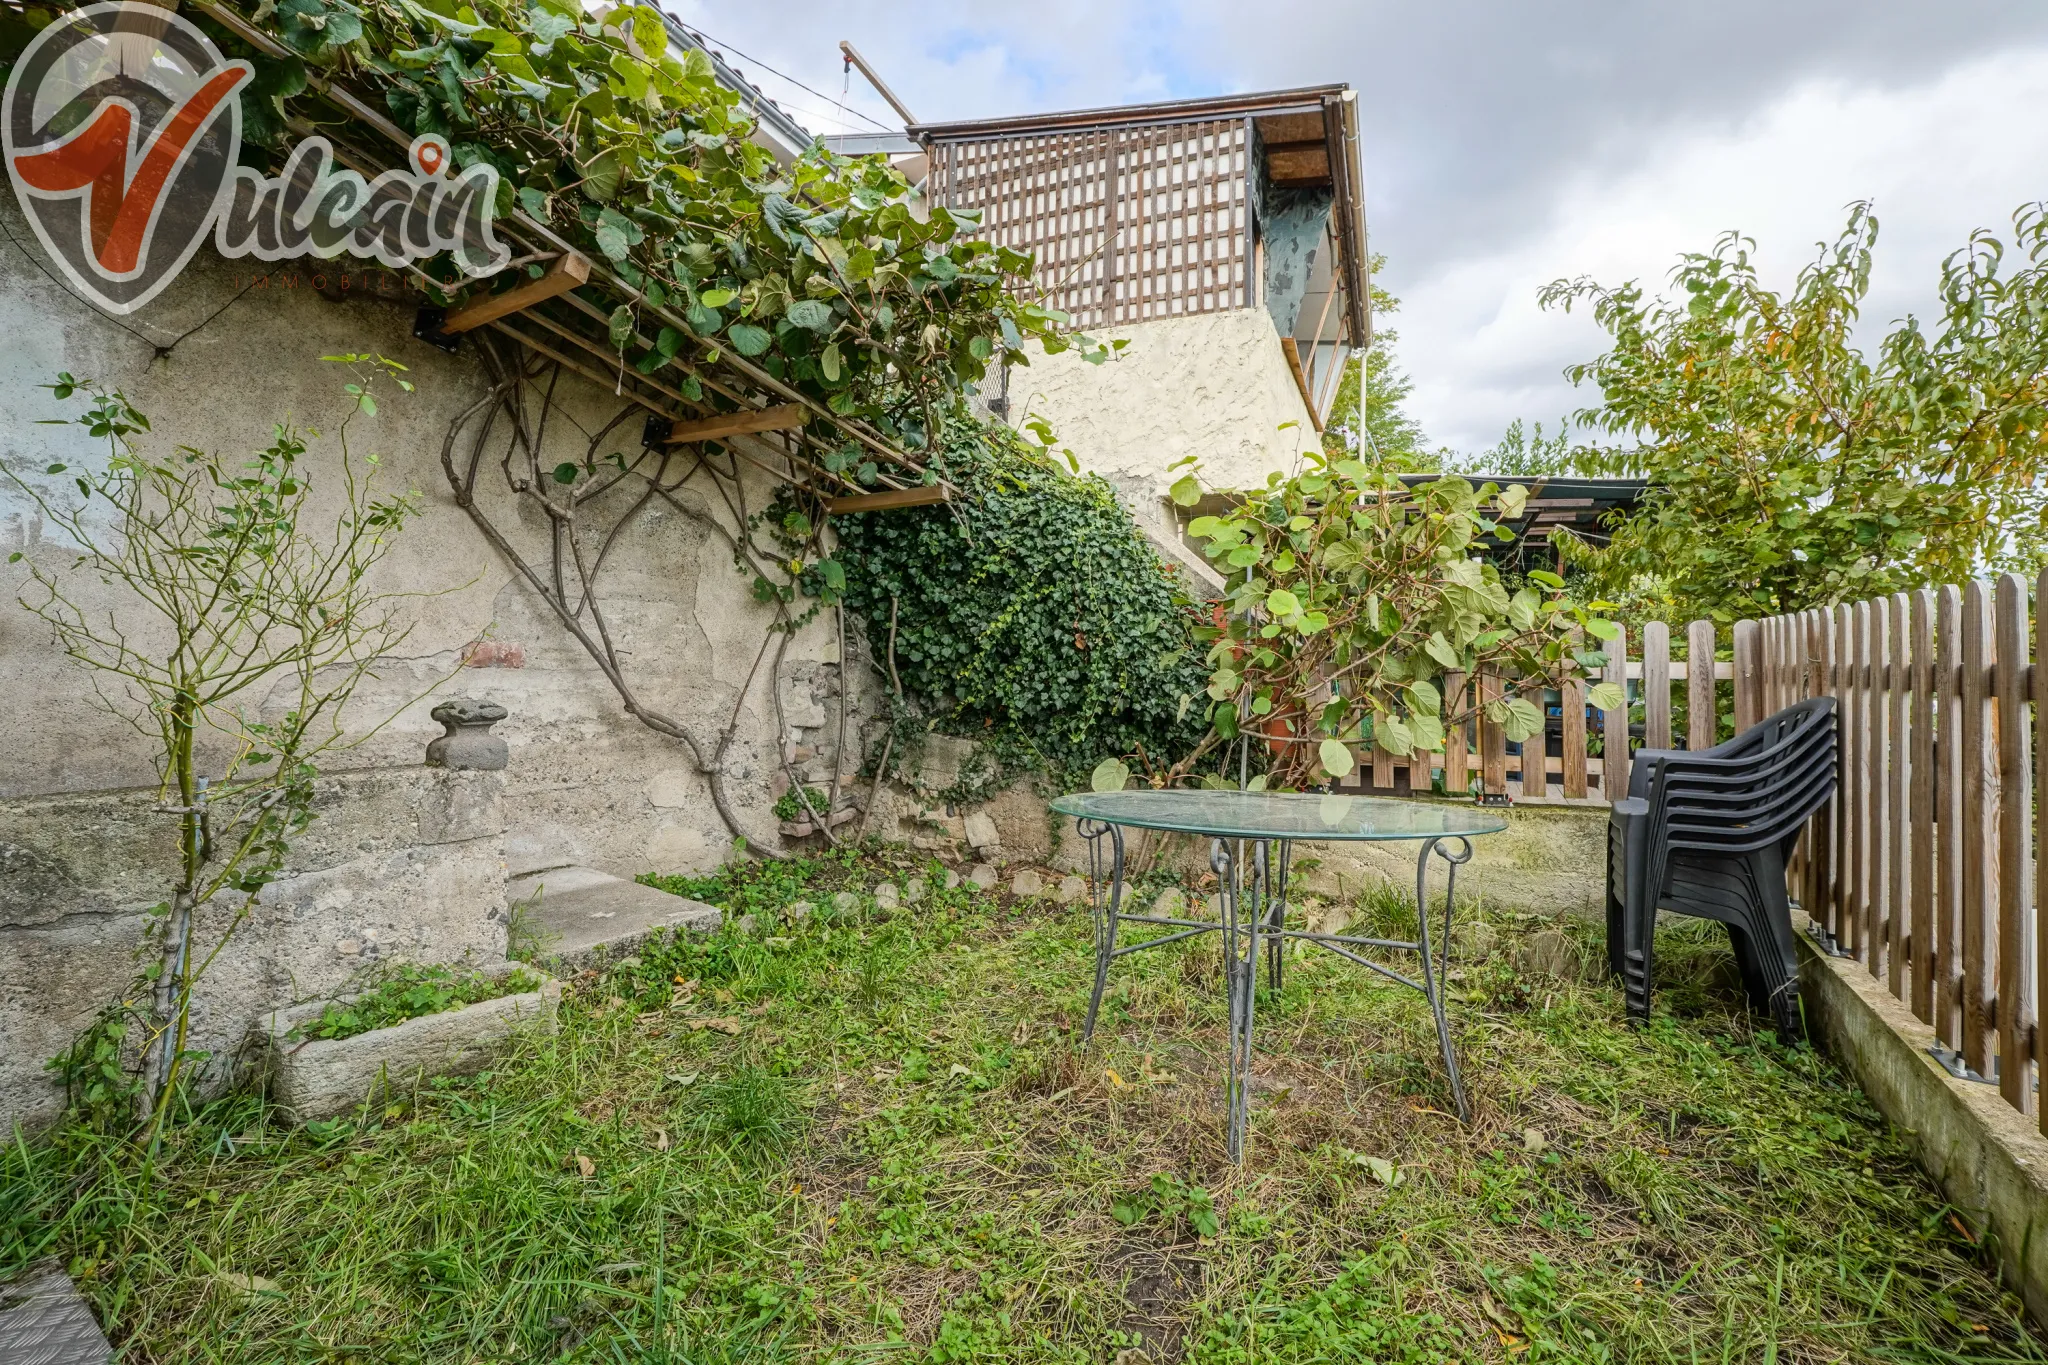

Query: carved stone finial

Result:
[425,697,509,770]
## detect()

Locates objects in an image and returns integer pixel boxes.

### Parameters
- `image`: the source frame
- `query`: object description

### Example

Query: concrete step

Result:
[508,866,721,969]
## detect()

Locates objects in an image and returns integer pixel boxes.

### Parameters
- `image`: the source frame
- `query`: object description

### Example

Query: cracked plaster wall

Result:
[0,196,878,1128]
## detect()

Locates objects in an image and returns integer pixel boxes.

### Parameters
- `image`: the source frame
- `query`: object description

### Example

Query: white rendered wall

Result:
[1005,307,1320,590]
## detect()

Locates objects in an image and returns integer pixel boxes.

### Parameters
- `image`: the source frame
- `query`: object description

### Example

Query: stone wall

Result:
[894,754,1612,923]
[0,194,879,1130]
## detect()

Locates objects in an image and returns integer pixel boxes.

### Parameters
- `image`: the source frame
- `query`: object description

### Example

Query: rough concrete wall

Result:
[0,195,877,1127]
[1007,308,1318,590]
[0,767,507,1127]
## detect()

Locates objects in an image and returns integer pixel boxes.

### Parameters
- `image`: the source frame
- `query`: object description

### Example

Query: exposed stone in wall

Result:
[1021,789,1610,919]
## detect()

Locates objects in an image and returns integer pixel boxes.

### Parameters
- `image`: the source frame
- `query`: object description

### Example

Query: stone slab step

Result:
[509,866,721,968]
[0,1261,112,1364]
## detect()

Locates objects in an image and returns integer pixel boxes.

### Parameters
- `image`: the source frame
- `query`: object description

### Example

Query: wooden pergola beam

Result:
[825,486,949,514]
[441,253,592,335]
[665,404,807,445]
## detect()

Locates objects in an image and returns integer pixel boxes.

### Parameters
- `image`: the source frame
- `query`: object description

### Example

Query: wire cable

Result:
[666,16,898,134]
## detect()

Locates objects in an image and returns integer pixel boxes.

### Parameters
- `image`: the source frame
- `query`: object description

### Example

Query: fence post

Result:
[1733,619,1761,732]
[1443,670,1469,798]
[2035,568,2048,1134]
[1960,581,1997,1078]
[1478,668,1507,801]
[1936,585,1963,1049]
[1562,638,1588,800]
[1867,598,1890,981]
[1643,621,1671,750]
[1871,599,1894,984]
[1909,589,1936,1024]
[1839,603,1863,960]
[1995,574,2032,1113]
[1812,609,1841,944]
[1887,594,1910,1002]
[1602,625,1630,804]
[1687,619,1717,749]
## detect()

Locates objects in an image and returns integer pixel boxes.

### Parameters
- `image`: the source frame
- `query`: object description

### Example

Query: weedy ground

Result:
[3,845,2039,1364]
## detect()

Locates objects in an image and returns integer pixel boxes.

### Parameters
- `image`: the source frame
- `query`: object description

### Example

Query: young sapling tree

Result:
[5,355,434,1141]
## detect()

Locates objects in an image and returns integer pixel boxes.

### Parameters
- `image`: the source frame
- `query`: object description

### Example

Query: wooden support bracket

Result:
[825,486,950,514]
[440,252,592,335]
[665,404,807,445]
[1279,337,1324,433]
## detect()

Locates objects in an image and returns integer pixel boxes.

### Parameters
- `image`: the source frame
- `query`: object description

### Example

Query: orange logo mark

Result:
[9,64,248,275]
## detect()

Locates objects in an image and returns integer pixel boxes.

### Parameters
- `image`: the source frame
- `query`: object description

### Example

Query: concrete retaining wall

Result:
[0,767,509,1129]
[1798,932,2048,1325]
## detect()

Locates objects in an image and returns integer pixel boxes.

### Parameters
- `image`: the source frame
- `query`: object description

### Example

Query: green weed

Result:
[287,963,539,1042]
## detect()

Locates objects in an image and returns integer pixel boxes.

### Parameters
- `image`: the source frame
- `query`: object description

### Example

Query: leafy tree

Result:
[1467,418,1575,477]
[1543,202,2048,622]
[1322,258,1445,471]
[1159,456,1621,791]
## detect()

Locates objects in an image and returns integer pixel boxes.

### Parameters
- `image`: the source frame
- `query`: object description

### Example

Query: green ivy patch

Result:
[835,418,1210,789]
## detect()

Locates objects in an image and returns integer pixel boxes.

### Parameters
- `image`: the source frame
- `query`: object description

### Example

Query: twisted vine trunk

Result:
[440,345,857,855]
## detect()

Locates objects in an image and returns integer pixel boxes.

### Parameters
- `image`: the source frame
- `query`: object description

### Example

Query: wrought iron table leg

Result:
[1414,835,1474,1121]
[1078,818,1125,1043]
[1262,839,1291,994]
[1217,837,1263,1162]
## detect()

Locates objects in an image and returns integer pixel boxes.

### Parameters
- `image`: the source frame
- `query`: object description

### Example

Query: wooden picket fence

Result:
[1337,616,1754,804]
[1338,576,2047,1127]
[1756,576,2045,1125]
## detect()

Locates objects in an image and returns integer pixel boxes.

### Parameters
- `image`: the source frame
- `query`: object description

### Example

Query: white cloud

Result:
[1398,45,2048,455]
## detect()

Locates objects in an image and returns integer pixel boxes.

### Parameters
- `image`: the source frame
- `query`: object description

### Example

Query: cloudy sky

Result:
[665,1,2048,455]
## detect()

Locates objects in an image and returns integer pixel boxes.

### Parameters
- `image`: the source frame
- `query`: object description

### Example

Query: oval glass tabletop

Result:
[1048,789,1508,841]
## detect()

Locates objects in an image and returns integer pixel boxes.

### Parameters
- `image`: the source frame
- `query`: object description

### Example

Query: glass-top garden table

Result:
[1047,790,1507,1160]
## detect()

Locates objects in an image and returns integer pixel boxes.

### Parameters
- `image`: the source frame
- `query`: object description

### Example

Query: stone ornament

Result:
[425,697,509,770]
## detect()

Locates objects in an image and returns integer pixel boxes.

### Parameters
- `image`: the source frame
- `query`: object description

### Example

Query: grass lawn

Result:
[3,845,2039,1363]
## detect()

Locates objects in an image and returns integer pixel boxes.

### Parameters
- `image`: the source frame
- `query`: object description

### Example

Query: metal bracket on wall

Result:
[1927,1044,1997,1086]
[1804,922,1856,960]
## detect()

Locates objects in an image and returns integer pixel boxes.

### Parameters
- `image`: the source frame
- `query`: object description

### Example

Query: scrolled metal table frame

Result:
[1074,816,1475,1161]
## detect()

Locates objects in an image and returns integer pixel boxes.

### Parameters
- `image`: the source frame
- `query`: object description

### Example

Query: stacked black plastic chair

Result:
[1605,696,1837,1039]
